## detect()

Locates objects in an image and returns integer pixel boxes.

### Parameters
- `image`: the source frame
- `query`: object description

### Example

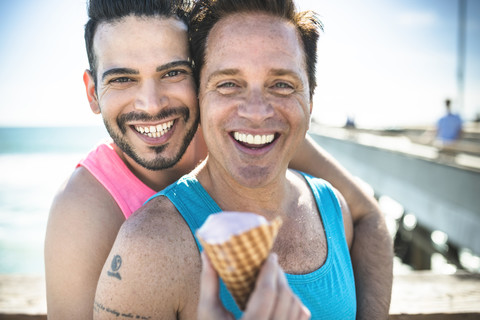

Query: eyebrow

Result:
[206,68,240,81]
[101,60,192,82]
[156,60,192,73]
[206,68,303,85]
[101,68,138,82]
[267,68,303,82]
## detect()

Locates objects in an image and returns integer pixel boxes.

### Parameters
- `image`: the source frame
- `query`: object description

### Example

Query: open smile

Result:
[134,120,174,138]
[232,131,277,149]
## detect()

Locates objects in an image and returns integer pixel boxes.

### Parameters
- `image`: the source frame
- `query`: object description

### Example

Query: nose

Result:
[238,88,274,123]
[134,79,169,113]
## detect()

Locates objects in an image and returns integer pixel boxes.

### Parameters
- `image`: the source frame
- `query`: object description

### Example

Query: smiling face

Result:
[85,15,199,170]
[199,13,312,187]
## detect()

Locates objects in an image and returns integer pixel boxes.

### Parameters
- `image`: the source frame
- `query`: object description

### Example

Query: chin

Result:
[234,166,276,187]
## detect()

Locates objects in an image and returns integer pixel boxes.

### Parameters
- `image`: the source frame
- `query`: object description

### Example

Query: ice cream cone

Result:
[197,212,283,310]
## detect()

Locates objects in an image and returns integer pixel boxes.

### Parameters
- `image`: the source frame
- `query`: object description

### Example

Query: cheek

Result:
[100,87,133,107]
[200,98,227,137]
[172,80,199,111]
[98,95,125,119]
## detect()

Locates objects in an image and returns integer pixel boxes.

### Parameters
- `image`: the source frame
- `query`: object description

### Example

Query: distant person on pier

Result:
[344,115,356,129]
[435,99,463,146]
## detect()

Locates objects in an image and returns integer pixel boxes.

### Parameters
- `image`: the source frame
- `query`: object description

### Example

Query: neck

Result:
[195,158,296,220]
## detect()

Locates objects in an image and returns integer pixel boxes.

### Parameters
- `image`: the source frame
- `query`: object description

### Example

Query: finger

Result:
[199,252,219,304]
[197,252,227,320]
[242,253,279,319]
[285,296,311,320]
[300,305,312,320]
[272,262,311,320]
[271,265,295,320]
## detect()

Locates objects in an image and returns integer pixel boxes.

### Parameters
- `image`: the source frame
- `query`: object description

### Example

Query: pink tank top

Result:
[77,142,156,219]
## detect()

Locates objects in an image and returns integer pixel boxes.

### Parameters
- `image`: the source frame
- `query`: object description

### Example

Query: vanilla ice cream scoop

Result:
[197,211,270,244]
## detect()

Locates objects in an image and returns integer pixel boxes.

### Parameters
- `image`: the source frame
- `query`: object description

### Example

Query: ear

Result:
[309,100,313,114]
[83,69,100,114]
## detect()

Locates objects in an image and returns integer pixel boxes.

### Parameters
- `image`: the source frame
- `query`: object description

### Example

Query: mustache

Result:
[118,107,190,124]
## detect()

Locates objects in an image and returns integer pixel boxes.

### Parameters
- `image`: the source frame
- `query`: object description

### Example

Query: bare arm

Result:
[333,188,354,250]
[94,199,201,320]
[290,134,393,319]
[44,168,125,320]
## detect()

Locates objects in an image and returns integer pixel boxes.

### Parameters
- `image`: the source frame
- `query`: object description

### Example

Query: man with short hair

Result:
[45,2,206,319]
[436,98,463,145]
[92,0,392,319]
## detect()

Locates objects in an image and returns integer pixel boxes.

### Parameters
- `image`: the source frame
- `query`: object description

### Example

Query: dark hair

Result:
[189,0,323,98]
[85,0,193,84]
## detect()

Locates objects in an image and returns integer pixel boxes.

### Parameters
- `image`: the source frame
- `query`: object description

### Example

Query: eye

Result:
[109,77,133,84]
[275,82,291,88]
[271,81,295,95]
[165,70,183,77]
[218,82,237,88]
[216,81,240,95]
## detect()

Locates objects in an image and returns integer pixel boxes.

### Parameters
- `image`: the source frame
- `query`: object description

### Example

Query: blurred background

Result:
[0,0,479,276]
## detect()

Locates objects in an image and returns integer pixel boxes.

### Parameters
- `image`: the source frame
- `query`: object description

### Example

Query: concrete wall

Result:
[309,129,480,255]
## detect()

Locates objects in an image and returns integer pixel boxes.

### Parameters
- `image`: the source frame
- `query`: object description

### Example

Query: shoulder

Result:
[45,165,125,271]
[46,165,125,267]
[49,166,124,227]
[94,196,201,319]
[117,196,199,262]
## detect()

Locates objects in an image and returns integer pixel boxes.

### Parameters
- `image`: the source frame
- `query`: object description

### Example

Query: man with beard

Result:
[45,0,392,319]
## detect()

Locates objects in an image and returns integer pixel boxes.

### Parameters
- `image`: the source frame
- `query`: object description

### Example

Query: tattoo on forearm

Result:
[107,254,122,280]
[94,300,151,319]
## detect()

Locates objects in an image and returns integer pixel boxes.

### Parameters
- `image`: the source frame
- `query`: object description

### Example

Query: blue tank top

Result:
[146,172,356,319]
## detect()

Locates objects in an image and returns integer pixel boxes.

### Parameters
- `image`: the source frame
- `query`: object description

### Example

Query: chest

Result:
[272,199,328,275]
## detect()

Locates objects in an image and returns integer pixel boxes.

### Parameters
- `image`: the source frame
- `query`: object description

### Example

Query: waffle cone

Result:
[198,216,282,310]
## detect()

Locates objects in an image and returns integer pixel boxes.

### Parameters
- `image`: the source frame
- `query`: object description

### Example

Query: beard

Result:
[103,107,199,171]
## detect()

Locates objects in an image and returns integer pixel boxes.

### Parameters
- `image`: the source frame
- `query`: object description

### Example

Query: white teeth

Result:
[134,120,174,138]
[233,132,275,145]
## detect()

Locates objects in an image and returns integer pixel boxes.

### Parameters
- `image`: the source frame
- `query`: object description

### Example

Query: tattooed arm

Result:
[94,197,202,320]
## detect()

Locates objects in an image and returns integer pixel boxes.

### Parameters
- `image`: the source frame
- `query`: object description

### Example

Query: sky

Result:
[0,0,479,128]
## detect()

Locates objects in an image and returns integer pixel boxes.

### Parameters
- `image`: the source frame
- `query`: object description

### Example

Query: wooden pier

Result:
[1,272,480,319]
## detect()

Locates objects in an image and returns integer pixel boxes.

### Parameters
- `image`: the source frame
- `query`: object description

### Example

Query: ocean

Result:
[0,126,109,274]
